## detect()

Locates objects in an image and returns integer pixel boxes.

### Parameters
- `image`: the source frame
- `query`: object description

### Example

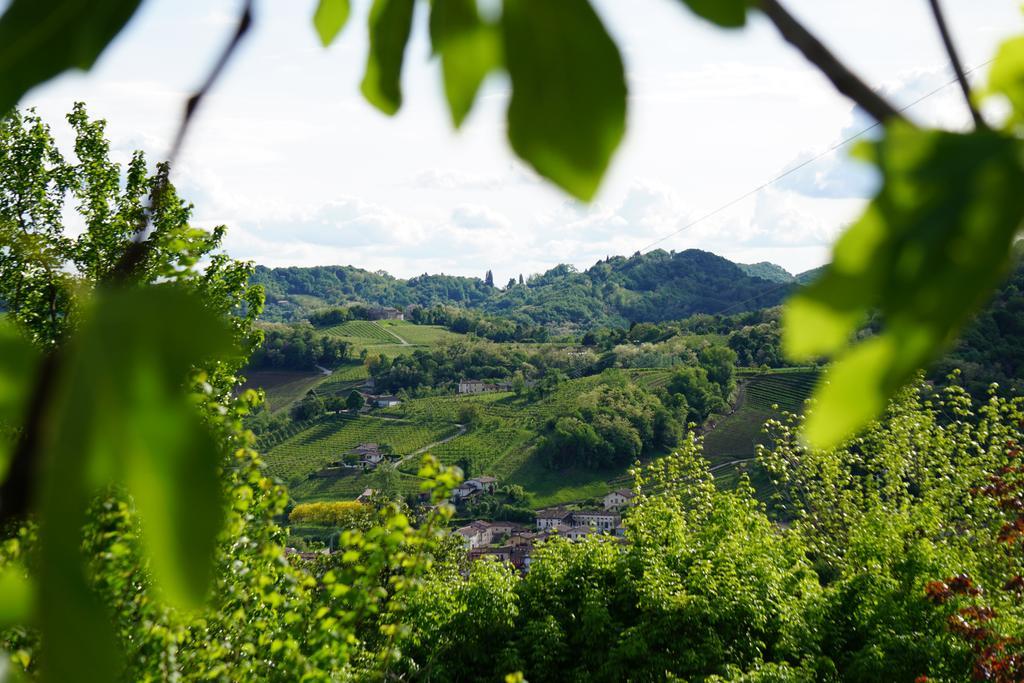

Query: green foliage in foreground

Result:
[395,381,1024,682]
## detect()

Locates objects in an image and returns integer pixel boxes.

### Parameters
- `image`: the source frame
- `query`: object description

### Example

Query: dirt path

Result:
[698,381,747,436]
[708,457,756,473]
[399,424,467,465]
[376,323,410,346]
[314,364,333,376]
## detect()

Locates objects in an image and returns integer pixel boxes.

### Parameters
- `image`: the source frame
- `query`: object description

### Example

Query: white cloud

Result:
[20,0,1018,282]
[450,204,511,230]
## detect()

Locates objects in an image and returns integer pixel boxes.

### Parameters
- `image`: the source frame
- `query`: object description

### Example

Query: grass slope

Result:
[378,320,461,345]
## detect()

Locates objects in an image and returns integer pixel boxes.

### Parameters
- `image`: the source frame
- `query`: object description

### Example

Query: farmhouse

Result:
[535,507,574,530]
[535,507,621,533]
[455,521,492,549]
[572,509,620,532]
[564,526,596,541]
[603,489,636,510]
[344,443,388,469]
[455,520,524,548]
[373,395,401,408]
[457,379,513,395]
[467,476,498,493]
[368,306,404,320]
[451,476,499,501]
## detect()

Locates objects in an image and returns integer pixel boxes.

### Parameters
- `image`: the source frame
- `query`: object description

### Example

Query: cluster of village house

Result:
[455,487,636,571]
[288,483,637,567]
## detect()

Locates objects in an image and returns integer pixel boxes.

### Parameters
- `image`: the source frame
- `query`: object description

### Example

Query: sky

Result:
[15,0,1024,283]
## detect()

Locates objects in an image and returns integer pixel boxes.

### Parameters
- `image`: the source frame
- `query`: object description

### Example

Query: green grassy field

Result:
[243,369,328,413]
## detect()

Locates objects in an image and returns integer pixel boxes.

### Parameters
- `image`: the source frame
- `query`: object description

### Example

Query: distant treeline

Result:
[368,340,596,396]
[307,303,550,343]
[251,248,801,329]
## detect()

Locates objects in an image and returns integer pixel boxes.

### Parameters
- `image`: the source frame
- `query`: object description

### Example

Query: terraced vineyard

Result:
[260,365,819,508]
[627,368,675,390]
[702,369,819,465]
[322,320,399,345]
[264,414,457,491]
[422,425,537,479]
[745,372,818,413]
[381,391,514,423]
[290,468,426,502]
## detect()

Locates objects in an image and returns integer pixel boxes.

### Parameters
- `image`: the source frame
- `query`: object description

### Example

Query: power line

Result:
[637,58,995,256]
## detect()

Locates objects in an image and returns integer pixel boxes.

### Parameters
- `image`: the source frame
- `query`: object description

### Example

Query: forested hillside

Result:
[253,249,808,329]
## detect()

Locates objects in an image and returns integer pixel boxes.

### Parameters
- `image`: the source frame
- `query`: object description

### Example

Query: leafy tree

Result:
[666,365,724,422]
[346,389,365,412]
[485,269,494,287]
[248,323,349,370]
[5,2,1024,681]
[458,403,483,428]
[290,392,325,421]
[537,381,681,469]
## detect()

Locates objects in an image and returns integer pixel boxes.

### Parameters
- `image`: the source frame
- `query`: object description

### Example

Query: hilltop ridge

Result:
[253,248,820,330]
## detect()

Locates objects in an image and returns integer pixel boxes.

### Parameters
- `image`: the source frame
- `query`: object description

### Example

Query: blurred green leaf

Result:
[37,285,235,678]
[988,35,1024,130]
[430,0,501,128]
[361,0,416,115]
[784,122,1024,449]
[0,564,33,626]
[0,0,143,115]
[677,0,748,28]
[0,323,37,480]
[502,0,626,201]
[314,0,351,47]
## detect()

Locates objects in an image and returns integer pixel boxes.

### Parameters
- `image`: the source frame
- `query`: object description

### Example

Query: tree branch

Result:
[926,0,984,129]
[757,0,903,124]
[113,0,254,284]
[0,353,58,523]
[0,0,255,526]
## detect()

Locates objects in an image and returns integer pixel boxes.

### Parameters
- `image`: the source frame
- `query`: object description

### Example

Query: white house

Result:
[452,476,499,502]
[455,521,492,549]
[451,483,479,501]
[536,508,620,533]
[465,476,498,493]
[535,508,574,531]
[374,395,401,408]
[564,526,596,541]
[344,443,388,469]
[603,489,636,510]
[572,510,620,533]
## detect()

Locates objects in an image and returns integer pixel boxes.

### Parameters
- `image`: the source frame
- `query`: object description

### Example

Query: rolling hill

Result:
[252,249,820,329]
